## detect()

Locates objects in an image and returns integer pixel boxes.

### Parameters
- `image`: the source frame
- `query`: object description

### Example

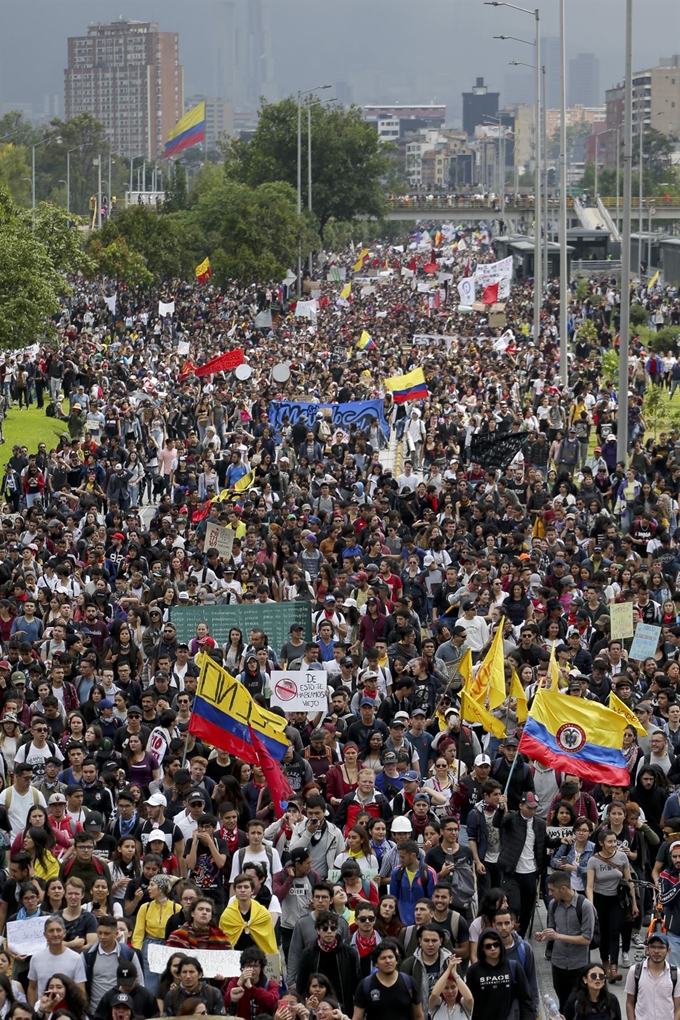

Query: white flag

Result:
[456,238,467,252]
[457,278,476,306]
[177,340,190,356]
[158,300,175,317]
[103,294,117,316]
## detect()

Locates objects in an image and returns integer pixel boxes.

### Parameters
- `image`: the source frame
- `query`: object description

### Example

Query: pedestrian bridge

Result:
[384,195,680,224]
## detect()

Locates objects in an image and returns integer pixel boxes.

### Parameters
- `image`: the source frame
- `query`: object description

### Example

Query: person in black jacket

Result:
[490,737,534,810]
[296,910,361,1011]
[494,792,548,937]
[465,927,534,1020]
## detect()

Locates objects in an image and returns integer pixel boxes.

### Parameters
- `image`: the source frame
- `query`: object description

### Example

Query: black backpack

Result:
[548,893,600,950]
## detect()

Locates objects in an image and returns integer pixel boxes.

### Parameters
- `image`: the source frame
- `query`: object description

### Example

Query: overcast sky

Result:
[1,0,678,122]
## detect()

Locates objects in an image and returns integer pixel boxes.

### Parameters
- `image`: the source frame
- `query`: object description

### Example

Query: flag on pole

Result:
[510,668,528,723]
[165,101,206,157]
[608,690,647,737]
[473,626,507,710]
[518,687,630,785]
[384,367,428,403]
[482,282,500,305]
[232,468,256,493]
[353,249,369,272]
[195,257,212,283]
[648,270,660,289]
[357,330,375,350]
[248,726,295,819]
[461,691,506,738]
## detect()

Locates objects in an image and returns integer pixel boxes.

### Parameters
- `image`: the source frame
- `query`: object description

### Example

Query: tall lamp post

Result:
[617,0,633,464]
[489,3,542,341]
[297,84,331,294]
[307,96,337,276]
[559,0,568,386]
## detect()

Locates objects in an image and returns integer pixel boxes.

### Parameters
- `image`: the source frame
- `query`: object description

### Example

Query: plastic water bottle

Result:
[543,994,560,1020]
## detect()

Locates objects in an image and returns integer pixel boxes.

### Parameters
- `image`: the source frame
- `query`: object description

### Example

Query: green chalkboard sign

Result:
[169,603,312,657]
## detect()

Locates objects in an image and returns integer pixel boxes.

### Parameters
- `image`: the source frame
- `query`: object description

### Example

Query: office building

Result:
[185,95,234,151]
[462,78,499,138]
[214,0,274,112]
[568,53,600,107]
[632,55,680,139]
[64,20,183,159]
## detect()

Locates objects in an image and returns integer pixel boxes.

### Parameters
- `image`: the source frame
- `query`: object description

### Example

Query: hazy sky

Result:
[1,0,678,122]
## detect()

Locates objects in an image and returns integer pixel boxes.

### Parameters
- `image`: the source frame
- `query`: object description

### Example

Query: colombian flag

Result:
[165,101,206,157]
[195,257,212,283]
[357,330,375,350]
[519,687,629,785]
[384,367,428,403]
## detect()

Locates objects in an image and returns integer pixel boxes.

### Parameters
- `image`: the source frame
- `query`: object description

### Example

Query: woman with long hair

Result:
[224,628,244,674]
[11,807,69,859]
[157,952,189,1004]
[563,963,621,1019]
[122,734,159,794]
[22,829,59,883]
[0,714,21,775]
[428,956,474,1020]
[375,894,404,939]
[110,836,142,909]
[81,686,105,725]
[0,953,25,1007]
[105,621,143,680]
[326,743,360,809]
[42,879,66,914]
[586,828,638,983]
[333,825,379,872]
[551,818,595,892]
[34,974,89,1020]
[621,725,644,778]
[468,888,509,963]
[131,873,181,997]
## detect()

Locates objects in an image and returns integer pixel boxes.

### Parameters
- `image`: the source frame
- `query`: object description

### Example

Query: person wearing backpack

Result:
[389,839,436,924]
[465,927,534,1020]
[401,924,453,1018]
[624,931,680,1019]
[492,907,539,1015]
[353,941,424,1020]
[536,870,597,1010]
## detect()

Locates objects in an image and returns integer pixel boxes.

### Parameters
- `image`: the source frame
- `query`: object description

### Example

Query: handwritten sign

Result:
[610,602,634,640]
[269,671,328,713]
[457,278,476,306]
[148,945,281,981]
[629,623,661,661]
[6,917,47,956]
[204,522,235,562]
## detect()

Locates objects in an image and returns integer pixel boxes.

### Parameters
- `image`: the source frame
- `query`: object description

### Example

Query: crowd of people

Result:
[0,225,676,1020]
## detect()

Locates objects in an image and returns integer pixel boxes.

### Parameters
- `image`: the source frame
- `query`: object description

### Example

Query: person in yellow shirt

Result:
[131,873,181,998]
[25,827,60,883]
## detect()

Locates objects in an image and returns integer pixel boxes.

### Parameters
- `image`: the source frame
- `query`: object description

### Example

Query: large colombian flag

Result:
[165,101,206,157]
[519,687,630,785]
[384,367,428,403]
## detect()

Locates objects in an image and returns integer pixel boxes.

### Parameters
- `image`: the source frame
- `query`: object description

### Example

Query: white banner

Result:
[457,278,476,305]
[103,294,117,316]
[6,917,46,956]
[295,299,318,321]
[148,945,280,981]
[158,300,175,317]
[177,340,191,357]
[204,522,235,561]
[269,670,329,713]
[474,256,513,288]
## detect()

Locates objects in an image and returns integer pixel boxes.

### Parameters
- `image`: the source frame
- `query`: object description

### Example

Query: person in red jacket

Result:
[224,946,279,1018]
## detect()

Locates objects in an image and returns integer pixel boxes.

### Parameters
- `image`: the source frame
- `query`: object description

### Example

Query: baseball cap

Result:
[382,751,398,765]
[411,707,426,716]
[147,792,167,807]
[84,812,104,831]
[393,711,410,724]
[127,705,142,716]
[474,754,491,767]
[0,661,10,670]
[402,770,419,783]
[289,846,311,865]
[99,698,114,709]
[521,792,540,808]
[112,994,133,1008]
[187,791,206,805]
[360,697,375,708]
[413,792,431,804]
[48,793,67,805]
[504,736,519,746]
[647,932,669,945]
[117,963,138,982]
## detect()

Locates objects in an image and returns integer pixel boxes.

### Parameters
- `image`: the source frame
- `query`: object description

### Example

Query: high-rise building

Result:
[64,20,184,159]
[185,95,235,151]
[632,55,680,139]
[568,53,600,107]
[504,71,534,108]
[214,0,274,113]
[462,78,499,138]
[542,37,561,109]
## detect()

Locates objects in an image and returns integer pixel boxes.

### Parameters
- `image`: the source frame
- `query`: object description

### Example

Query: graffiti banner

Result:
[268,400,390,440]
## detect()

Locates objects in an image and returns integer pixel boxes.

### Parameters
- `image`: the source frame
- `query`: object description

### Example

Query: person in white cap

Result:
[138,792,185,866]
[450,754,492,848]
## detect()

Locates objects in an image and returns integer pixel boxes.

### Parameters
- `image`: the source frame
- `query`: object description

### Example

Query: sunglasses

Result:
[357,916,374,923]
[482,942,501,950]
[588,973,605,981]
[319,924,338,932]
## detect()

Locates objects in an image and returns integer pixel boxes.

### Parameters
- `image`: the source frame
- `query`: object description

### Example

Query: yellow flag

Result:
[510,668,528,723]
[548,643,562,690]
[353,248,369,272]
[648,269,660,289]
[232,468,256,493]
[340,282,352,300]
[609,690,647,737]
[461,692,506,739]
[458,647,473,688]
[474,626,507,709]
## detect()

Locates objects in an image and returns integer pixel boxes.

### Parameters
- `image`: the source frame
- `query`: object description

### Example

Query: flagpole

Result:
[502,745,521,797]
[180,730,190,768]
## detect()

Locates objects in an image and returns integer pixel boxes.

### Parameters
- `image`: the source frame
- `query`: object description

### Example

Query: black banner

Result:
[469,432,529,470]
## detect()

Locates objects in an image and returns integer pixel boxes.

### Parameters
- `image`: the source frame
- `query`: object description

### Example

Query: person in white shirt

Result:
[174,789,208,844]
[457,600,490,656]
[0,764,47,840]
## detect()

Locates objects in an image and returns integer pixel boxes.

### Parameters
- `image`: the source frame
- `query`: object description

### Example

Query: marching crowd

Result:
[0,226,676,1020]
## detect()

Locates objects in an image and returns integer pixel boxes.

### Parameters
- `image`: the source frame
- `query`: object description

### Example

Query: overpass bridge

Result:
[384,194,680,226]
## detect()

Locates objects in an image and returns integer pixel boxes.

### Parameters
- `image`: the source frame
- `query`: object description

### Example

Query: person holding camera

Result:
[225,947,280,1019]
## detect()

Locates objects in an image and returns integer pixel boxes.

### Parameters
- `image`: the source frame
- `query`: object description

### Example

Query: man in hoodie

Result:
[465,927,534,1020]
[491,908,539,1015]
[401,925,452,1020]
[659,839,680,965]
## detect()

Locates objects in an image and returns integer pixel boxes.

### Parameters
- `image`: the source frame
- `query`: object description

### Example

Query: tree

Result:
[190,166,313,284]
[163,161,188,212]
[32,203,94,279]
[0,184,62,350]
[87,235,153,286]
[36,113,111,216]
[96,205,187,281]
[0,143,31,206]
[223,98,390,237]
[0,110,37,147]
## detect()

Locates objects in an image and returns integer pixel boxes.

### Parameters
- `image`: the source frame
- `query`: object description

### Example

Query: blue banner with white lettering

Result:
[268,400,390,440]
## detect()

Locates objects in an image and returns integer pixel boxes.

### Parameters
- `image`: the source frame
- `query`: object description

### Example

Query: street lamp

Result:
[297,85,331,293]
[559,0,568,386]
[617,0,633,463]
[488,2,542,342]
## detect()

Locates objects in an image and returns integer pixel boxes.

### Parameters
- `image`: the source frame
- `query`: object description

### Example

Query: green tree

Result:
[0,184,62,349]
[223,98,390,237]
[35,113,111,216]
[32,203,94,279]
[88,235,153,286]
[0,110,37,147]
[190,166,313,284]
[163,160,188,212]
[96,205,186,280]
[0,143,31,206]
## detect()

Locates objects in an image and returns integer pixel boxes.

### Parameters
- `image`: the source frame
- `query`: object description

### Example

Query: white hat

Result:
[147,793,167,807]
[391,816,413,832]
[474,754,491,766]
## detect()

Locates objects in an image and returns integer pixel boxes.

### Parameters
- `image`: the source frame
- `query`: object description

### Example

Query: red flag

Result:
[179,361,196,380]
[423,261,438,274]
[463,259,470,278]
[408,256,417,272]
[194,349,245,377]
[434,289,441,309]
[249,726,295,819]
[482,282,499,305]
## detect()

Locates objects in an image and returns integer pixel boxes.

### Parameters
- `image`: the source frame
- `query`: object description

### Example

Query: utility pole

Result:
[96,154,102,229]
[618,0,633,464]
[534,13,542,342]
[308,101,313,278]
[559,0,568,386]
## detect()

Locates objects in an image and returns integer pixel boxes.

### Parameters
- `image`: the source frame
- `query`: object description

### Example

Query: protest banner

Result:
[268,399,389,440]
[269,670,328,713]
[474,256,513,289]
[629,623,661,661]
[148,945,281,981]
[610,602,634,640]
[6,917,47,956]
[457,278,476,306]
[204,523,235,561]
